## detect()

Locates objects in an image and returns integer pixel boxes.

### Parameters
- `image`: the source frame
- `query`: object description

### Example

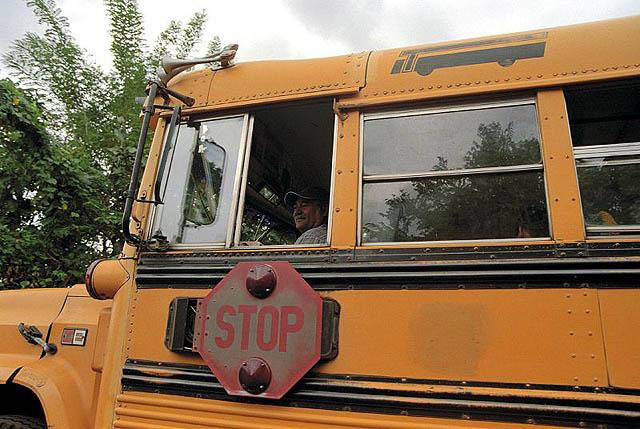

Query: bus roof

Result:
[166,15,640,113]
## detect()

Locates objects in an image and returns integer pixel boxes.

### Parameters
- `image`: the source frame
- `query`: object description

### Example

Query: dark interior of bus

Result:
[565,78,640,232]
[565,78,640,146]
[238,100,334,245]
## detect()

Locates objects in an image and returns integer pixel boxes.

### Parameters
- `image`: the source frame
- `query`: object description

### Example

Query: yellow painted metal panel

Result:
[128,288,608,387]
[15,358,89,429]
[114,392,564,429]
[135,118,167,241]
[330,112,360,248]
[94,282,137,429]
[28,295,112,428]
[598,289,640,389]
[127,289,208,366]
[162,53,368,113]
[167,68,215,108]
[536,89,585,242]
[0,288,69,369]
[207,54,367,110]
[322,289,608,386]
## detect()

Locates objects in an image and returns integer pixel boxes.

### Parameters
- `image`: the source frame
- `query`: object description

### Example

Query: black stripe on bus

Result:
[136,253,640,290]
[121,360,640,427]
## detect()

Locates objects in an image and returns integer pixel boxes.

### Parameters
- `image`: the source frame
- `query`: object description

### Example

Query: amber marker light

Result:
[85,259,130,300]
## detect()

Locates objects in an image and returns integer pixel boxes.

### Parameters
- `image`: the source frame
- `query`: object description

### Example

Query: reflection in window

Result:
[151,116,244,245]
[577,164,640,229]
[183,140,225,226]
[364,104,541,176]
[363,172,548,242]
[362,101,549,243]
[567,79,640,235]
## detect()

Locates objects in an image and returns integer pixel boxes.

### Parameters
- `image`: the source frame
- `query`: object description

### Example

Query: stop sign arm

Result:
[188,296,340,360]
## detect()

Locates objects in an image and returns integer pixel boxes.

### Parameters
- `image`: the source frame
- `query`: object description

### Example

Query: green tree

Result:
[0,79,113,289]
[1,0,221,289]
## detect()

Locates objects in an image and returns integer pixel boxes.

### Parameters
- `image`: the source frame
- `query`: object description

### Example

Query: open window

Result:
[149,99,335,249]
[360,99,550,244]
[566,79,640,236]
[235,100,335,247]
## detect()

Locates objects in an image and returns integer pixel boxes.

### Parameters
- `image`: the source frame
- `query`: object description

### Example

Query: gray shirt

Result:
[294,224,327,245]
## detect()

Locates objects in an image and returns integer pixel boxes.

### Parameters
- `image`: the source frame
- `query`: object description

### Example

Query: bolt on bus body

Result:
[1,15,640,429]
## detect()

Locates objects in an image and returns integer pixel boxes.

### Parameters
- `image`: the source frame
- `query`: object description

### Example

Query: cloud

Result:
[283,0,640,54]
[0,0,42,77]
[240,33,299,61]
[284,0,384,50]
[0,0,39,51]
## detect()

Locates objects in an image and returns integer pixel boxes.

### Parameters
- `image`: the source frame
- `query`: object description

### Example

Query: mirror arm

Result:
[122,82,159,247]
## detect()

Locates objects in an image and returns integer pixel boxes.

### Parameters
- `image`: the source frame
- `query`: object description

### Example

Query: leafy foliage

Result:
[146,10,210,77]
[0,79,115,289]
[1,0,221,289]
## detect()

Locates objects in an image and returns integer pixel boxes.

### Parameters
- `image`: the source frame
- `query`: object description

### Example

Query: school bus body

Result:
[2,15,640,428]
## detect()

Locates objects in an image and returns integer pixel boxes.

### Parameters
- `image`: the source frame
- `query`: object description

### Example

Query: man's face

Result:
[292,199,327,233]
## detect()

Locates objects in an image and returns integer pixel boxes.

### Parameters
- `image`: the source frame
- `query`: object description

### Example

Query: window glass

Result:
[567,79,640,235]
[566,82,640,147]
[363,104,541,176]
[577,163,640,228]
[361,101,549,243]
[151,125,197,243]
[183,141,225,225]
[363,171,548,242]
[151,116,245,244]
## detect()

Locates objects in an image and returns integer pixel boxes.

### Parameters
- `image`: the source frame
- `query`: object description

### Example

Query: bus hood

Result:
[0,286,71,382]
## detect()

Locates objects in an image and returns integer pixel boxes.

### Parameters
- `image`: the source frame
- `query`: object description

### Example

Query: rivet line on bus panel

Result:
[212,81,357,104]
[365,62,640,101]
[126,292,138,352]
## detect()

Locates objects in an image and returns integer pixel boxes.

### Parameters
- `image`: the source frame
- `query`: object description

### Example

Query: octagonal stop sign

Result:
[193,261,322,399]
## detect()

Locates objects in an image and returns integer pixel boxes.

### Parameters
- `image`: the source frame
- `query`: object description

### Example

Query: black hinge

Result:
[164,297,197,352]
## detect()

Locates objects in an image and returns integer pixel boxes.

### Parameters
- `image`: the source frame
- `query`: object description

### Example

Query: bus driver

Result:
[284,187,329,245]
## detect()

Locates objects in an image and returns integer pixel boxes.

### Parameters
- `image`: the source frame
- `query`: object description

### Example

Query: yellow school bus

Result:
[1,15,640,428]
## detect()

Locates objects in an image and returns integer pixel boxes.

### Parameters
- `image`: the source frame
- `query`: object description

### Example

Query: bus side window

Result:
[566,80,640,236]
[361,100,550,244]
[151,116,245,245]
[235,101,334,247]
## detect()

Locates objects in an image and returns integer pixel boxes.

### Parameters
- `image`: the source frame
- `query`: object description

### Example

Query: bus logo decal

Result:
[391,32,547,76]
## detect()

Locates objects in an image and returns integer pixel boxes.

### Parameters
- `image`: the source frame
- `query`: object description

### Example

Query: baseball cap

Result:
[284,186,329,207]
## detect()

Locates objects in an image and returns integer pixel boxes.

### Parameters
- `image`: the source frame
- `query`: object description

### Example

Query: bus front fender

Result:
[12,357,91,429]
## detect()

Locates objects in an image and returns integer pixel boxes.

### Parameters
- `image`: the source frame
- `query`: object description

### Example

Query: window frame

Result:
[148,113,251,250]
[148,103,339,250]
[231,112,338,249]
[358,97,552,246]
[574,141,640,236]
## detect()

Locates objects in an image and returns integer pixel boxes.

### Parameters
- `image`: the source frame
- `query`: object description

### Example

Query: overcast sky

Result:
[1,0,639,78]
